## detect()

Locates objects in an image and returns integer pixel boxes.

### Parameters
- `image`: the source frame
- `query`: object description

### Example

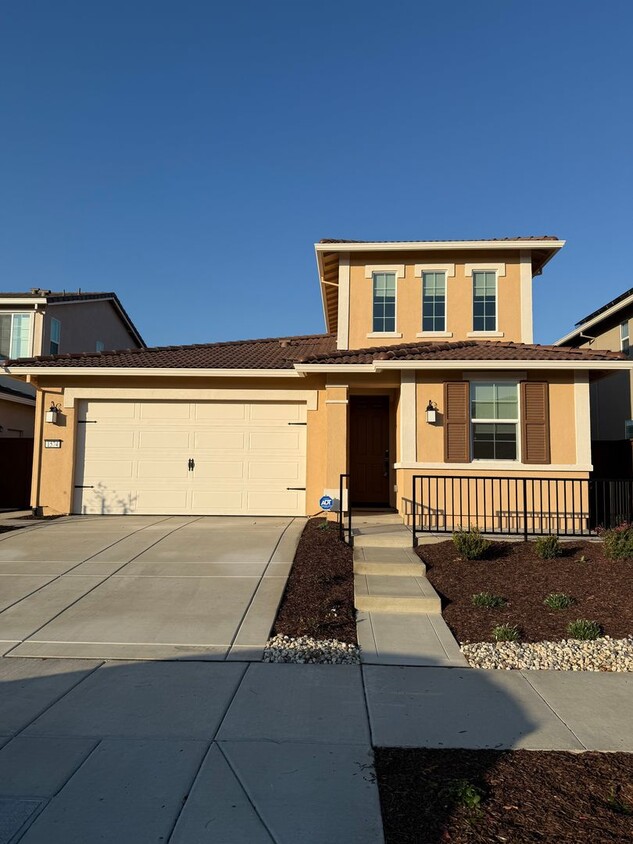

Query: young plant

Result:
[601,522,633,559]
[471,592,506,609]
[607,785,633,816]
[566,619,601,640]
[441,779,484,812]
[492,623,520,642]
[534,534,562,559]
[453,526,491,560]
[576,554,589,564]
[543,592,574,610]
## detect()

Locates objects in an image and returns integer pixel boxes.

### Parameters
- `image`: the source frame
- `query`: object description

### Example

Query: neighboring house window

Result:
[471,382,518,460]
[96,340,105,352]
[50,318,61,355]
[422,272,446,332]
[472,271,497,331]
[372,272,396,332]
[620,321,629,354]
[0,313,31,358]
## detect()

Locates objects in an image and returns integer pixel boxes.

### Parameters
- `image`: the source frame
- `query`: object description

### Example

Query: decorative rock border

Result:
[264,634,360,664]
[462,636,633,671]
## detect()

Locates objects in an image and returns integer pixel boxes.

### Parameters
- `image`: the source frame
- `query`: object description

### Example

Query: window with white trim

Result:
[472,271,496,331]
[0,313,31,359]
[422,272,446,332]
[50,318,61,355]
[620,320,629,354]
[471,382,518,460]
[372,272,396,332]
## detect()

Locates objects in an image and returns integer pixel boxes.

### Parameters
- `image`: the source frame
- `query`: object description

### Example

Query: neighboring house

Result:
[0,290,145,507]
[555,288,633,476]
[4,239,631,534]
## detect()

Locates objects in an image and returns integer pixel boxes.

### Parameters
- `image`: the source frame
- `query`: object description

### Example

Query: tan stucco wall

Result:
[413,371,577,466]
[44,300,142,355]
[346,249,524,349]
[0,398,35,437]
[28,368,584,517]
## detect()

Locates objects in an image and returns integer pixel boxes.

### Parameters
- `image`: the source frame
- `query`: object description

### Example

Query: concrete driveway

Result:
[0,516,304,661]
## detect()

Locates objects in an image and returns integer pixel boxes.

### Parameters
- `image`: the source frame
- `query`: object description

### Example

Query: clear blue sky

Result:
[1,1,631,347]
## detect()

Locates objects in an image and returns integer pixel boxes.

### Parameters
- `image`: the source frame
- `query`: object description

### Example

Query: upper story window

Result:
[0,313,31,359]
[620,321,629,354]
[472,271,497,332]
[372,272,396,333]
[50,318,61,355]
[422,272,446,332]
[471,382,518,460]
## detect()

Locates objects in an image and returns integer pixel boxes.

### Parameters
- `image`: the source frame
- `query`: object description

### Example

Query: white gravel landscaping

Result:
[462,636,633,671]
[263,634,360,664]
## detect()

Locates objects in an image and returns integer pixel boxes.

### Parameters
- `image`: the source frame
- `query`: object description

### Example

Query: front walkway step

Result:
[357,610,468,666]
[354,574,442,614]
[353,527,413,548]
[353,546,426,576]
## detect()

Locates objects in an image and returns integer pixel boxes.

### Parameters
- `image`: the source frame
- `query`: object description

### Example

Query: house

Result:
[4,239,631,533]
[0,290,145,507]
[556,287,633,477]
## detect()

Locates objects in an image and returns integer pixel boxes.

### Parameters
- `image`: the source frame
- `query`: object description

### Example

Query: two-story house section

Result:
[0,289,145,508]
[556,286,633,476]
[5,238,631,536]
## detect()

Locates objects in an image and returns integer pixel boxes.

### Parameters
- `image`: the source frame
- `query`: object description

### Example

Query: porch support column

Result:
[400,370,417,463]
[325,383,349,519]
[574,371,592,468]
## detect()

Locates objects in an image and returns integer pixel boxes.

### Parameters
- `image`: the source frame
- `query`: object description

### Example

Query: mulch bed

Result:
[16,514,63,520]
[375,748,633,843]
[0,526,19,534]
[417,539,633,643]
[271,517,357,644]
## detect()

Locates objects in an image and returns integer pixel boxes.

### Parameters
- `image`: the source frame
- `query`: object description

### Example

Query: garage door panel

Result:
[139,430,190,450]
[140,403,191,420]
[248,431,302,451]
[193,462,244,480]
[74,400,307,516]
[248,461,302,481]
[193,431,246,450]
[195,403,248,421]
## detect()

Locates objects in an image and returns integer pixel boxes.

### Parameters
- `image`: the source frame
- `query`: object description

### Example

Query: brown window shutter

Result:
[444,381,470,463]
[521,382,550,464]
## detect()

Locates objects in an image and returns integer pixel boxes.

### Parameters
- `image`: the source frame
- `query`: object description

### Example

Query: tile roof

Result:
[297,340,627,365]
[5,334,338,369]
[318,236,561,244]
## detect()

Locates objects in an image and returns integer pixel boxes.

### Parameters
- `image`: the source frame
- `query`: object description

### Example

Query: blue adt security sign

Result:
[319,495,334,511]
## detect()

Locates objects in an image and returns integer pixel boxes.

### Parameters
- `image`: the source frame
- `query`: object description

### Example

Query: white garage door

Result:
[73,400,307,516]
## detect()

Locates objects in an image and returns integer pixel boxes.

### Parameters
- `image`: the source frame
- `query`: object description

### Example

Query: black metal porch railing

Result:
[410,475,633,546]
[338,473,353,547]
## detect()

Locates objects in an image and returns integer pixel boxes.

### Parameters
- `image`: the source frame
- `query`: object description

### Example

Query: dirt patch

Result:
[375,748,633,844]
[0,525,20,534]
[417,539,633,643]
[271,517,357,644]
[16,514,64,521]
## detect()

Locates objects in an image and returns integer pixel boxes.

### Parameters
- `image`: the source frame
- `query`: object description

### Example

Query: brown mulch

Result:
[271,517,357,644]
[0,525,19,534]
[16,514,63,520]
[417,539,633,643]
[375,748,633,844]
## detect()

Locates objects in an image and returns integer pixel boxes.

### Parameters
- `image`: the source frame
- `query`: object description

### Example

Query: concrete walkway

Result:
[352,515,467,666]
[0,657,631,843]
[0,516,304,661]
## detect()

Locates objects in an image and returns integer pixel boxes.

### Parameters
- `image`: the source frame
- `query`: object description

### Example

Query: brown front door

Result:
[349,396,390,506]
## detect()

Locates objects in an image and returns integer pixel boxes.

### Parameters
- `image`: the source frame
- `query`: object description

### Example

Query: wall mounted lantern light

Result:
[425,400,438,424]
[45,403,60,424]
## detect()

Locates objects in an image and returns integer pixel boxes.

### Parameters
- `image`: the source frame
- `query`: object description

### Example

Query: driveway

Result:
[0,516,304,660]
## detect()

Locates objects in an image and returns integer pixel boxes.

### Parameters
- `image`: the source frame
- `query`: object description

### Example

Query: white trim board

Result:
[394,462,592,473]
[62,387,319,410]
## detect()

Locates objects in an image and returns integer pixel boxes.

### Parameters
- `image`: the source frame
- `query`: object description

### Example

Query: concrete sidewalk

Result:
[0,657,631,843]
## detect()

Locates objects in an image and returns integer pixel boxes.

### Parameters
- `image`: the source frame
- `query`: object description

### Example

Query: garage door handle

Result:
[188,458,195,471]
[287,487,306,490]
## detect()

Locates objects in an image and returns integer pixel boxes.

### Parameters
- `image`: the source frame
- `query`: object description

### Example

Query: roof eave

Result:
[2,366,302,378]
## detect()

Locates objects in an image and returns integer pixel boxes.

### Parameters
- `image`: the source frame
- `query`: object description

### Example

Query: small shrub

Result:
[601,522,633,559]
[607,785,633,816]
[543,592,574,610]
[440,779,484,811]
[492,623,520,642]
[453,526,491,560]
[471,592,506,609]
[566,619,601,640]
[534,535,562,559]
